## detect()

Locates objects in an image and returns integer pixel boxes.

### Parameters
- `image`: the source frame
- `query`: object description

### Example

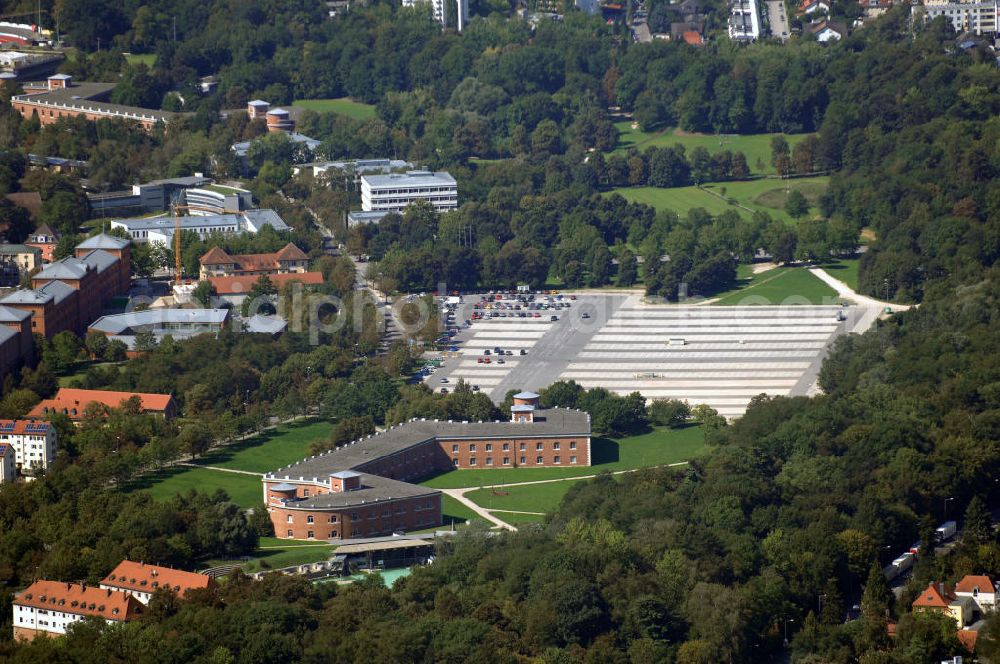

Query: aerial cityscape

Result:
[0,0,994,661]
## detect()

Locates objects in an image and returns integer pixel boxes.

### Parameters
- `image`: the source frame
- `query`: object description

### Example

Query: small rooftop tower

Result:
[266,108,294,133]
[47,74,71,91]
[247,99,270,119]
[511,391,540,423]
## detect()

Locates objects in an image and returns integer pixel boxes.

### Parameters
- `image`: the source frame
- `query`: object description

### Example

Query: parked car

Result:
[440,387,449,394]
[550,315,558,321]
[519,349,527,355]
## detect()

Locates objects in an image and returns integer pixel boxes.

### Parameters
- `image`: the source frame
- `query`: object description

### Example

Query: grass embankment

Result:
[822,257,860,292]
[127,420,333,508]
[710,265,839,306]
[422,425,706,489]
[467,481,584,513]
[292,98,376,120]
[610,177,829,224]
[611,122,809,175]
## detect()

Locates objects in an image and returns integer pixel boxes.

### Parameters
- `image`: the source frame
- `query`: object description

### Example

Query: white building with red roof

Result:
[12,581,143,641]
[99,560,215,604]
[0,419,56,475]
[956,575,996,612]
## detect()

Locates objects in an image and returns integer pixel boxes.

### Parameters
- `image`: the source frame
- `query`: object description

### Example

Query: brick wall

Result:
[437,435,590,470]
[268,494,441,540]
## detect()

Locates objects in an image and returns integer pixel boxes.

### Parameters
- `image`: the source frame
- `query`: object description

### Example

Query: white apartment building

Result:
[729,0,762,41]
[402,0,468,29]
[917,0,998,34]
[360,170,458,213]
[0,444,13,483]
[0,420,56,475]
[12,581,142,641]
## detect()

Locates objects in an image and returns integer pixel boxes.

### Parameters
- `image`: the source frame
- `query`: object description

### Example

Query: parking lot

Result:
[423,293,853,417]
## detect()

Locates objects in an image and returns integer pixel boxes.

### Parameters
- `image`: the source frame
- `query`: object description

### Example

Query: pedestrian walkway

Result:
[178,462,262,476]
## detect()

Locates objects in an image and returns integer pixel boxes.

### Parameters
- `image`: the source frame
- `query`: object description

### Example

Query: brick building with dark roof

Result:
[264,392,591,540]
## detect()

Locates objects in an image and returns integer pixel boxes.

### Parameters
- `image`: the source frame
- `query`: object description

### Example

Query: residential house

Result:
[797,0,831,15]
[955,575,996,613]
[807,19,846,41]
[25,222,58,262]
[912,582,974,628]
[0,244,41,286]
[12,581,143,641]
[99,561,214,604]
[209,271,325,307]
[28,388,177,422]
[199,243,309,279]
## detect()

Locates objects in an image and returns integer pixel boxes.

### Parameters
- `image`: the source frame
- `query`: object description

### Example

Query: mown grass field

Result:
[57,361,124,387]
[421,425,706,489]
[124,53,156,66]
[467,480,585,513]
[611,122,809,175]
[129,420,333,508]
[823,257,861,291]
[711,266,839,306]
[202,543,334,574]
[191,420,333,473]
[610,176,829,224]
[292,98,376,120]
[128,466,262,508]
[492,510,546,525]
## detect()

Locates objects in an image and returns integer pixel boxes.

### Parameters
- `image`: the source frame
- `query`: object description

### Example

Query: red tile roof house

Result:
[208,271,325,308]
[99,560,215,604]
[12,581,143,641]
[27,388,177,422]
[912,582,975,628]
[955,574,996,613]
[199,242,309,279]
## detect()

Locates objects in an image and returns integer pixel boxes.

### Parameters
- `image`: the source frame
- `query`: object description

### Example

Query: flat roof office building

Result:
[360,171,458,213]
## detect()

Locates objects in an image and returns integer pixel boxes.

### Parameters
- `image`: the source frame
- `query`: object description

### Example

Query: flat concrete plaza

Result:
[426,294,857,418]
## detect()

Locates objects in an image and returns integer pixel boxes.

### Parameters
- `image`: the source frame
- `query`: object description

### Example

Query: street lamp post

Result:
[944,496,955,518]
[784,617,795,646]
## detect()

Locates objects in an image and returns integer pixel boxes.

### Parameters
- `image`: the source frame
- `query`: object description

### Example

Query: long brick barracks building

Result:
[264,392,591,540]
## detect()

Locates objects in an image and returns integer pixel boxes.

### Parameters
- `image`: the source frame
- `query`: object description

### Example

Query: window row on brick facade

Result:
[450,441,578,453]
[452,455,578,467]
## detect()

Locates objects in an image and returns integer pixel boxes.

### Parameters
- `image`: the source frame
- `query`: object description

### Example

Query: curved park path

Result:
[445,460,691,531]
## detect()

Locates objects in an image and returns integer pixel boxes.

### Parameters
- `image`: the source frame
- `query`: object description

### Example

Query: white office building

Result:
[917,0,998,34]
[0,420,56,475]
[110,209,290,245]
[360,170,458,213]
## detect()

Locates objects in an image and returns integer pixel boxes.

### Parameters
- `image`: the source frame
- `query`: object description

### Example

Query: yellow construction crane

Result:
[168,203,246,285]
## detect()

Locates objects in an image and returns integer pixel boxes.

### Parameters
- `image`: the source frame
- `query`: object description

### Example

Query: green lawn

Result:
[57,361,124,387]
[421,425,706,489]
[441,495,478,524]
[127,466,262,508]
[244,545,334,573]
[611,122,809,175]
[191,420,333,473]
[467,480,585,513]
[822,257,860,292]
[292,98,376,120]
[202,544,334,574]
[712,267,839,306]
[610,177,828,224]
[124,53,156,67]
[493,511,546,525]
